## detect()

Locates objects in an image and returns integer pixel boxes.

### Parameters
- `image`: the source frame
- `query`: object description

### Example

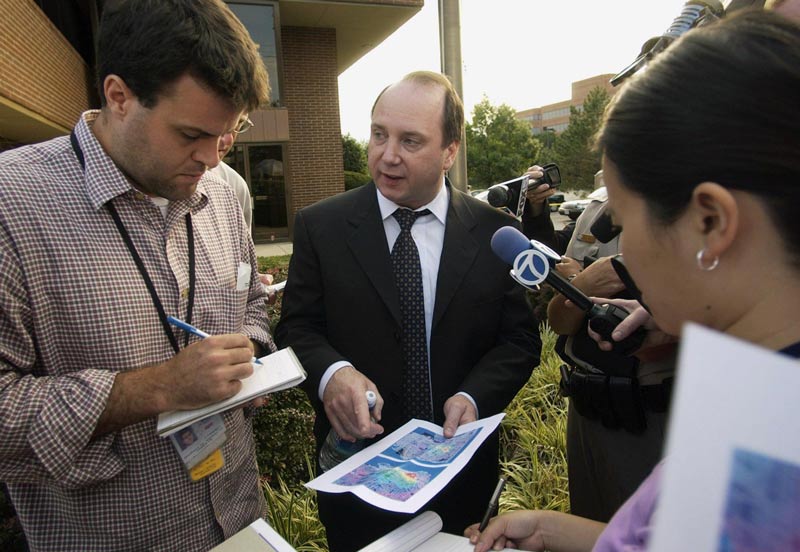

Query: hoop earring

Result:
[696,248,719,272]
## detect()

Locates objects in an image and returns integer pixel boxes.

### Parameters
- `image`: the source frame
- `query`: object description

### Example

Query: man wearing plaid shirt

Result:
[0,1,273,550]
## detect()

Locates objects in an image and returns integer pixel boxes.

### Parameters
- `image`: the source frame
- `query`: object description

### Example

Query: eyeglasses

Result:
[232,117,254,135]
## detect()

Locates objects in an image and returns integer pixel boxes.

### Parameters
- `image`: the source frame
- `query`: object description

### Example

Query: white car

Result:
[558,187,607,220]
[558,198,592,220]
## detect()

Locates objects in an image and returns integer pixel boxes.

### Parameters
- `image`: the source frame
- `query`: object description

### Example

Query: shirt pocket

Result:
[194,282,249,335]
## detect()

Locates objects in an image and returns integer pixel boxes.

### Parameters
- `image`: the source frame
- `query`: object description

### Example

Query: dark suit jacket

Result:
[275,181,540,551]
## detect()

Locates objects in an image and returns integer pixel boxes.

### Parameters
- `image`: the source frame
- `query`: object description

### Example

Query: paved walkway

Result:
[255,241,293,257]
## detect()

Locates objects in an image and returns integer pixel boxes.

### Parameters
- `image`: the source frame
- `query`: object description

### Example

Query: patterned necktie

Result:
[391,208,434,421]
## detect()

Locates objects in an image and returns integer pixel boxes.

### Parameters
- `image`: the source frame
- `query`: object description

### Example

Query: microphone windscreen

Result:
[491,226,531,265]
[487,185,509,208]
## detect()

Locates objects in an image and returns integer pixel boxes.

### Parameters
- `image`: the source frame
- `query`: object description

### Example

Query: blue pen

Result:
[167,316,263,365]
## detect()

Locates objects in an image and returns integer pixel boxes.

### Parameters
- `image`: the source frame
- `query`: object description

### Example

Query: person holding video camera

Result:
[465,10,800,551]
[519,165,574,255]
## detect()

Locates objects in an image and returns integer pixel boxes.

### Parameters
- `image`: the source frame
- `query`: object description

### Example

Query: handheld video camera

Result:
[486,163,561,219]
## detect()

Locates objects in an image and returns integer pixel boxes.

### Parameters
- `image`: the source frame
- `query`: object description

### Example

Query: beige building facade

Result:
[0,0,423,242]
[516,73,617,136]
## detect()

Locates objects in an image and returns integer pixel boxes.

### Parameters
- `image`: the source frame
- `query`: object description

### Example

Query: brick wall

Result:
[0,0,92,131]
[280,26,345,234]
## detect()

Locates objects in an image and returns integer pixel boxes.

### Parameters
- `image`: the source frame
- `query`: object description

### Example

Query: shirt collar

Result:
[376,176,449,225]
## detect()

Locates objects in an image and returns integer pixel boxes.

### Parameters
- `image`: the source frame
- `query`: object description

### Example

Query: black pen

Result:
[478,477,506,532]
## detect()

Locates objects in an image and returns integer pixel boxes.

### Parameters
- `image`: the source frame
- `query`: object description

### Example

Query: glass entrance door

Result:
[221,143,287,243]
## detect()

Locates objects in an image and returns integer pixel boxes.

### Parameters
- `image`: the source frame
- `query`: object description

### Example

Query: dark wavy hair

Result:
[97,0,270,111]
[596,10,800,261]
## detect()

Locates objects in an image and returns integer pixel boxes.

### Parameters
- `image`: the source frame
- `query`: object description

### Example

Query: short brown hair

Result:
[98,0,270,112]
[371,71,464,147]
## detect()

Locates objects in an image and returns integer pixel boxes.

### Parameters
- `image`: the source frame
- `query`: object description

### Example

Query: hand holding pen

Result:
[153,318,263,411]
[478,477,506,532]
[167,316,263,365]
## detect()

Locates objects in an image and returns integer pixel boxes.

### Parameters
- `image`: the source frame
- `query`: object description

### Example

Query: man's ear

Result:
[443,140,460,172]
[689,182,739,260]
[102,74,136,118]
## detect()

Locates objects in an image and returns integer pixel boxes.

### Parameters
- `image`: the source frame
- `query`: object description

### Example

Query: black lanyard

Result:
[70,130,195,353]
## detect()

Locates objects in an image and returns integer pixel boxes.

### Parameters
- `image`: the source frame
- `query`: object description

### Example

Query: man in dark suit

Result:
[275,71,540,552]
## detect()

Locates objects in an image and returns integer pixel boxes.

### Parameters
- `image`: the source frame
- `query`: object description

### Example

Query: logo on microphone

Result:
[511,249,550,287]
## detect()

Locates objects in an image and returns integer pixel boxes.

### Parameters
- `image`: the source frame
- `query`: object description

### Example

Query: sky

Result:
[338,0,690,141]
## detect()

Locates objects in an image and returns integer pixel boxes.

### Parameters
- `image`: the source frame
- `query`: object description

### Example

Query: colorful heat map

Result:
[385,428,479,464]
[333,459,444,501]
[331,427,480,501]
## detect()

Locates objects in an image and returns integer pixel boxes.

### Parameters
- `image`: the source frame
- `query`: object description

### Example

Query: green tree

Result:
[342,133,368,174]
[534,130,558,168]
[466,96,540,189]
[551,87,610,191]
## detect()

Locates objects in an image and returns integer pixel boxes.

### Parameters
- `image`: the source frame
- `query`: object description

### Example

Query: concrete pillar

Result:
[438,0,468,192]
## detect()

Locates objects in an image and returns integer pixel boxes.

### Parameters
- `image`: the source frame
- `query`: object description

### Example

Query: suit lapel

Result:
[346,183,402,326]
[433,186,478,329]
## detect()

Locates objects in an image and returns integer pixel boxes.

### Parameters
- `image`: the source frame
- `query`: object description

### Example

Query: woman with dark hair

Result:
[465,10,800,552]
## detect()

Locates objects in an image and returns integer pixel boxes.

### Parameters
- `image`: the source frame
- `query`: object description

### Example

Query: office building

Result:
[0,0,423,242]
[516,73,617,136]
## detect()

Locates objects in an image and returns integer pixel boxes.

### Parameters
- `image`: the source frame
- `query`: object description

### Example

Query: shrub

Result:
[254,255,317,488]
[344,170,371,191]
[252,387,316,488]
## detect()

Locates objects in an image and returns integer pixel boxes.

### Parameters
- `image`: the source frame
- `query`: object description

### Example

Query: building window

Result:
[227,2,281,106]
[543,107,570,120]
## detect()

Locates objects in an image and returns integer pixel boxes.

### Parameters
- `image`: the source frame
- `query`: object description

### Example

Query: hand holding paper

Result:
[157,347,306,436]
[306,414,504,514]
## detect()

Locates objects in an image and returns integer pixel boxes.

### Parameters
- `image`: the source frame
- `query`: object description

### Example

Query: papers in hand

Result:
[263,280,287,294]
[649,325,800,551]
[306,414,504,514]
[156,347,306,437]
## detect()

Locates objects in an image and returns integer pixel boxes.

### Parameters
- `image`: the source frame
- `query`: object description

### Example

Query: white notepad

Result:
[156,347,306,437]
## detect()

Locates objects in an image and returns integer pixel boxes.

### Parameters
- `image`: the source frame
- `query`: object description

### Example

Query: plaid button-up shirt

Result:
[0,112,274,551]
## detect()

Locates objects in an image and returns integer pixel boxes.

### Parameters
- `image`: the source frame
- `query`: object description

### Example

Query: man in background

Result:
[0,1,272,550]
[276,71,540,551]
[214,117,254,233]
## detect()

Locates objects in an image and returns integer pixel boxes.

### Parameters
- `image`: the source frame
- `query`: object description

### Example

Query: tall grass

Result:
[499,326,569,514]
[263,458,328,552]
[264,324,570,549]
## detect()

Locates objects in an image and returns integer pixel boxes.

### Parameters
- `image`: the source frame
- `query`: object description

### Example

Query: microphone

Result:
[487,185,512,209]
[491,226,645,355]
[486,175,529,219]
